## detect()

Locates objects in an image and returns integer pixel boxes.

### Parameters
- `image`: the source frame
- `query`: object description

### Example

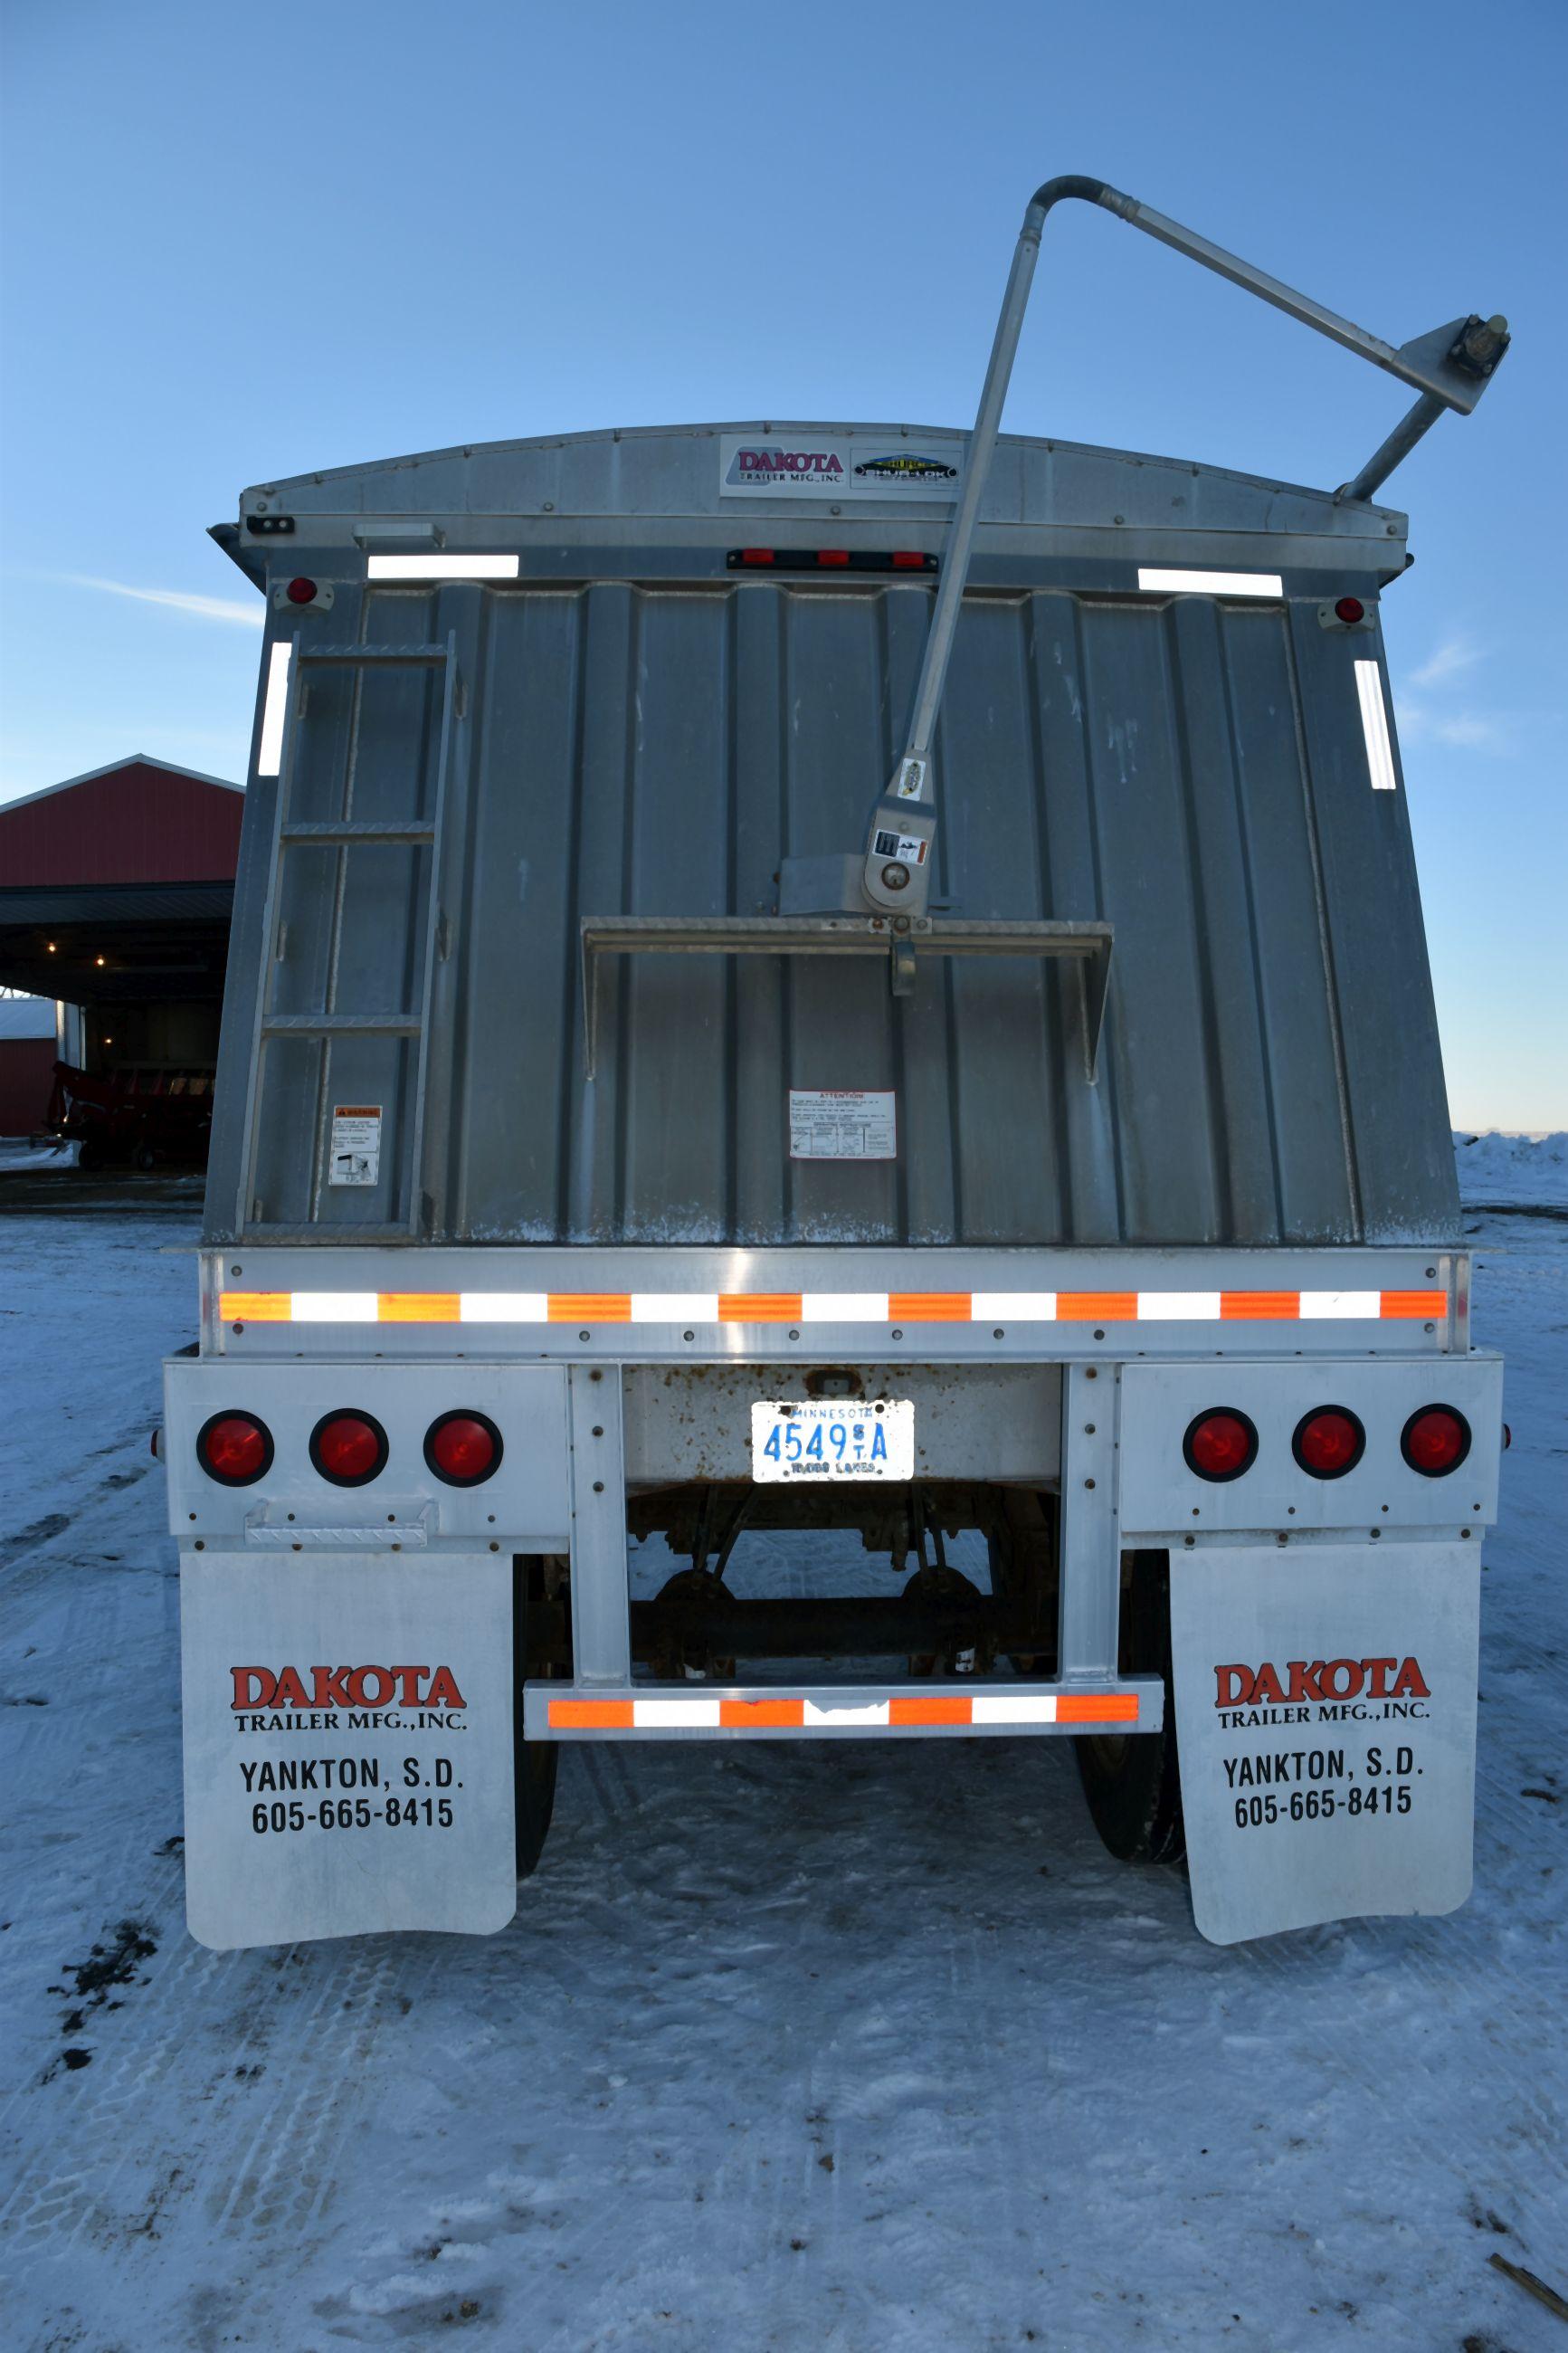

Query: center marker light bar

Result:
[219,1287,1447,1327]
[728,548,938,572]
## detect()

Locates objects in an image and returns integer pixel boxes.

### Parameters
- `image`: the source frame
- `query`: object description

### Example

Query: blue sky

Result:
[2,0,1562,1127]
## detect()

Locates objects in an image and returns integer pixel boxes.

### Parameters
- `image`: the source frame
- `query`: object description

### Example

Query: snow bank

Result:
[1454,1129,1568,1208]
[0,1138,77,1168]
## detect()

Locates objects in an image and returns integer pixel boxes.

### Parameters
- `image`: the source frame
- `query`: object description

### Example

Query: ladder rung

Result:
[261,1015,423,1036]
[297,643,448,665]
[280,822,435,844]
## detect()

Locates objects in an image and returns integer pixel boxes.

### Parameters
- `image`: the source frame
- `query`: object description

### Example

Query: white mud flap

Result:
[181,1551,516,1950]
[1170,1542,1479,1945]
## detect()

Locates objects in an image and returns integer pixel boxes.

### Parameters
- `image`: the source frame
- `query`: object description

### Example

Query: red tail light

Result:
[1183,1408,1258,1482]
[424,1410,502,1487]
[196,1410,272,1487]
[286,576,319,605]
[310,1410,388,1486]
[1334,595,1366,624]
[1401,1405,1470,1477]
[1293,1406,1366,1480]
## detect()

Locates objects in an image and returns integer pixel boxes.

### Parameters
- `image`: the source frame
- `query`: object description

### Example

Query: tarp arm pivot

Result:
[862,172,1511,919]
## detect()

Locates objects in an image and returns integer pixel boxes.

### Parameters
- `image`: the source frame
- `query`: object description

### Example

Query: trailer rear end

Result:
[166,176,1510,1948]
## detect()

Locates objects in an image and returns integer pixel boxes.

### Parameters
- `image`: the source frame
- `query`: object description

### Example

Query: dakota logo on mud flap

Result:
[1215,1655,1431,1711]
[230,1662,468,1726]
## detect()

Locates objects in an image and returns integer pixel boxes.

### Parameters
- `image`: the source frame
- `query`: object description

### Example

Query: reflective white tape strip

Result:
[1136,567,1283,598]
[1354,658,1398,790]
[970,1694,1059,1725]
[800,1293,889,1322]
[1299,1291,1381,1319]
[803,1698,890,1727]
[1137,1291,1221,1320]
[290,1291,378,1322]
[632,1698,721,1729]
[970,1292,1057,1321]
[459,1292,549,1322]
[366,554,520,580]
[630,1293,720,1324]
[256,640,293,777]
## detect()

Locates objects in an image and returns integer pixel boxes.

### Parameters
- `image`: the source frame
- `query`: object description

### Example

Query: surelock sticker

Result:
[789,1089,897,1160]
[328,1103,382,1186]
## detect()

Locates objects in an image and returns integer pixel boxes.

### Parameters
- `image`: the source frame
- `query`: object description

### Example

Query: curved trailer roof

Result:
[216,421,1409,592]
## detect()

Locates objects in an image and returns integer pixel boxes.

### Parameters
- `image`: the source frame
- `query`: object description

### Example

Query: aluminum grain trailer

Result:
[167,177,1512,1948]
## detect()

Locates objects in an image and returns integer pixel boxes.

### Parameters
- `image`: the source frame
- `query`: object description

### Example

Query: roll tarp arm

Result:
[860,171,1511,920]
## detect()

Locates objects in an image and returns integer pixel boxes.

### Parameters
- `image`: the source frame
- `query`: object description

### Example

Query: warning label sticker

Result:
[328,1105,381,1187]
[872,830,929,865]
[789,1090,897,1160]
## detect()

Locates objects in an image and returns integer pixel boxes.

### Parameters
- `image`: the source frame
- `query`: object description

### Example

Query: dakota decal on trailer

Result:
[719,433,965,498]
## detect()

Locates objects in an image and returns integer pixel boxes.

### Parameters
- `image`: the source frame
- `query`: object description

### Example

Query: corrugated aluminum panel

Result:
[208,560,1455,1249]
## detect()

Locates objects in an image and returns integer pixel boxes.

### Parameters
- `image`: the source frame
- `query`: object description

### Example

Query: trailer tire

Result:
[1074,1550,1185,1867]
[514,1557,559,1877]
[515,1734,558,1879]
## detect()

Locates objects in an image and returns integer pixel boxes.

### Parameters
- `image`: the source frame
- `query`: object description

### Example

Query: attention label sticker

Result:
[789,1090,897,1160]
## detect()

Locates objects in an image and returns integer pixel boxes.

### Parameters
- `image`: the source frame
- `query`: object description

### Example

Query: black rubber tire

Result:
[1074,1549,1185,1866]
[513,1558,559,1878]
[515,1735,558,1879]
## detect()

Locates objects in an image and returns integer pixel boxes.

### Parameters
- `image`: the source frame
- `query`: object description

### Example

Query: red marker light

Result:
[1334,595,1365,624]
[1401,1405,1470,1477]
[740,548,775,567]
[310,1410,388,1486]
[1293,1406,1365,1480]
[816,549,851,567]
[892,550,928,568]
[286,576,319,605]
[197,1410,272,1487]
[1183,1408,1258,1482]
[424,1410,503,1487]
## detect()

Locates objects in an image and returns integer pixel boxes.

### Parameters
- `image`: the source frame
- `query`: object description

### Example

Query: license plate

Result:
[751,1398,913,1481]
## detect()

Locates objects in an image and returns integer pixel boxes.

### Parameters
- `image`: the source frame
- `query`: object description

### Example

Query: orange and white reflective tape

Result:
[220,1287,1447,1327]
[546,1690,1141,1731]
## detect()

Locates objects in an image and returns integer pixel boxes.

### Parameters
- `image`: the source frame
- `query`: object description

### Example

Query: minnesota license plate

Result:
[751,1398,914,1481]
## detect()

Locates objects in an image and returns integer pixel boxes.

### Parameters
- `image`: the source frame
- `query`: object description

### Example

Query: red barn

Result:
[0,995,57,1137]
[0,756,242,1155]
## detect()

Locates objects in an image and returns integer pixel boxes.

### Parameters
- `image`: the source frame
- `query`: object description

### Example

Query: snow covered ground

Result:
[1,1145,1563,2352]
